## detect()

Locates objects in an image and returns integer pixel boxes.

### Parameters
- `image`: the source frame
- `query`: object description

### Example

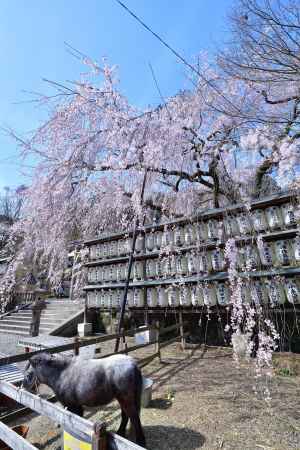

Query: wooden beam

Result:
[0,421,37,450]
[84,265,300,291]
[107,432,146,450]
[0,326,150,366]
[84,191,297,245]
[0,381,96,441]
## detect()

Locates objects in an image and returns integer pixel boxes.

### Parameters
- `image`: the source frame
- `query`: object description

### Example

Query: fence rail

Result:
[0,321,185,450]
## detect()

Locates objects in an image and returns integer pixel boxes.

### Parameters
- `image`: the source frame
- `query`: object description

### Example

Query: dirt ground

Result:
[5,342,300,450]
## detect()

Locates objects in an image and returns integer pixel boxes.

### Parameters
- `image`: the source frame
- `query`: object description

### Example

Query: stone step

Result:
[0,323,30,333]
[0,328,29,337]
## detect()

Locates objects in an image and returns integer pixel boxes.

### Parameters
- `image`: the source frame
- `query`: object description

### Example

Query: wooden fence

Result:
[0,321,186,450]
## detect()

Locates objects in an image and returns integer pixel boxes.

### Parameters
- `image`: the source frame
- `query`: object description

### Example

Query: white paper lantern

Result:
[191,285,204,306]
[133,289,144,307]
[157,286,168,307]
[147,288,158,307]
[206,220,219,239]
[168,286,180,307]
[184,224,196,246]
[265,279,286,305]
[211,249,225,272]
[281,203,296,227]
[215,283,230,306]
[154,231,163,250]
[275,240,294,266]
[174,227,184,246]
[284,279,300,304]
[252,210,268,232]
[179,285,191,306]
[146,233,155,253]
[135,234,144,253]
[265,206,283,230]
[237,213,252,235]
[203,284,217,306]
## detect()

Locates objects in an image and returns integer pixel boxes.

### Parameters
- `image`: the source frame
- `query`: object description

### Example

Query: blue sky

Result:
[0,0,233,191]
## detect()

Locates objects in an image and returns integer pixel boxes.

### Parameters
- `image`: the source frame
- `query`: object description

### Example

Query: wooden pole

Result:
[114,171,148,353]
[155,320,161,363]
[179,312,185,350]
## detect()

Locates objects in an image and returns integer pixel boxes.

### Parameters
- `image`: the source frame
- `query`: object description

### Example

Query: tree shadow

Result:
[144,425,205,450]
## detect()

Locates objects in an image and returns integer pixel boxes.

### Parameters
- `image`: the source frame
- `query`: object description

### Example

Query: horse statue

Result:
[22,352,146,447]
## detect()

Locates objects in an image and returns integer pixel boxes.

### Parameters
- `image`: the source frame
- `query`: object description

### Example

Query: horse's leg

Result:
[117,408,129,437]
[118,399,146,447]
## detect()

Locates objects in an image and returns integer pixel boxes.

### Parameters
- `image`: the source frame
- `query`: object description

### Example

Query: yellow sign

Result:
[64,430,92,450]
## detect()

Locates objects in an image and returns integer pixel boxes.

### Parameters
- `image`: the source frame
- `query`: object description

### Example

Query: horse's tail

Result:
[134,364,143,415]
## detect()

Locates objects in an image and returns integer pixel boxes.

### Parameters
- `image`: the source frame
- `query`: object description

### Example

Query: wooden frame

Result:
[0,321,186,450]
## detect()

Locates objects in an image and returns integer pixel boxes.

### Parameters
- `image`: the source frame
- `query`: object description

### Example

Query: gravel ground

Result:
[4,342,300,450]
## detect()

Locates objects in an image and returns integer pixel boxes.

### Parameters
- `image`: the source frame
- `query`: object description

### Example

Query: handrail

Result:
[0,381,96,442]
[0,326,151,366]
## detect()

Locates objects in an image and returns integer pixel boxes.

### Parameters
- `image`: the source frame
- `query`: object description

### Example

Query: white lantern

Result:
[215,283,230,306]
[194,222,208,241]
[87,291,95,307]
[156,259,163,278]
[184,224,196,246]
[125,238,132,255]
[87,269,92,283]
[265,206,283,230]
[258,241,275,266]
[191,285,204,306]
[96,244,102,259]
[198,253,212,273]
[133,289,144,307]
[90,245,97,260]
[294,237,300,262]
[250,281,268,305]
[237,213,252,235]
[168,286,180,307]
[240,282,251,304]
[284,279,300,304]
[127,289,134,307]
[162,228,174,248]
[179,285,191,306]
[224,217,239,237]
[206,220,219,239]
[110,241,118,257]
[157,286,168,306]
[281,203,296,227]
[203,284,217,306]
[146,233,155,253]
[154,231,163,250]
[252,210,268,232]
[175,255,188,275]
[211,249,226,272]
[275,240,294,266]
[174,227,184,246]
[133,261,143,280]
[265,279,286,306]
[162,257,172,278]
[147,288,158,307]
[244,245,260,270]
[135,234,144,254]
[187,254,197,274]
[100,290,106,308]
[146,260,156,279]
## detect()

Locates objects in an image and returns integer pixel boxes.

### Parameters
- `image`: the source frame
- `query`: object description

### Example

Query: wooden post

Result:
[179,312,185,351]
[92,421,107,450]
[74,337,80,356]
[155,321,161,363]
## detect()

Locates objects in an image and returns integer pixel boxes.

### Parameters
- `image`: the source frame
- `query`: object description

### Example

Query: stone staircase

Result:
[0,299,84,336]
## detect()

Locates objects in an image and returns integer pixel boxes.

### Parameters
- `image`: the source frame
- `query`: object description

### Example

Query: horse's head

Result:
[22,352,54,392]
